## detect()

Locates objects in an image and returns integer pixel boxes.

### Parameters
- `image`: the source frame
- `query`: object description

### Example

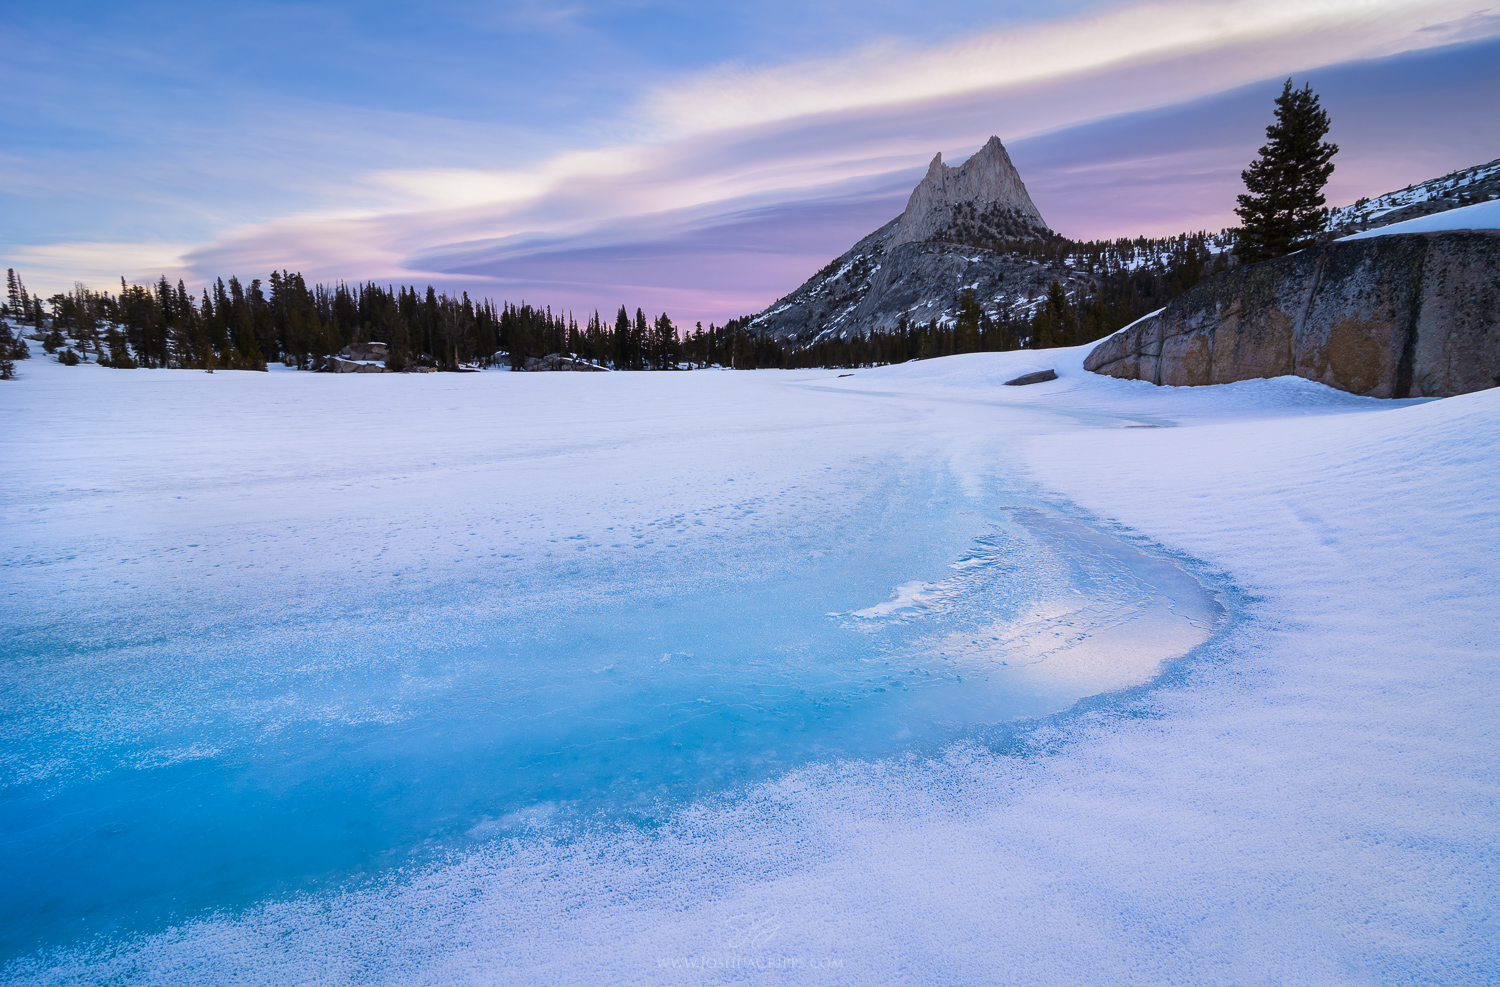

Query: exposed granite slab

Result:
[1083,231,1500,398]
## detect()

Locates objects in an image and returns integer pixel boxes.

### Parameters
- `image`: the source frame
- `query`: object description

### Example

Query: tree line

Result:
[0,231,1224,377]
[1,268,722,374]
[2,265,857,375]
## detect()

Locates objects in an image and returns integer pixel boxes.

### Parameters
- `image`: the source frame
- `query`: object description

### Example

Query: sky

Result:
[4,0,1500,325]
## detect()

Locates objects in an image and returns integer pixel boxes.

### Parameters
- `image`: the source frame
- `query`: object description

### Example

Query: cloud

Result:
[308,0,1500,224]
[363,146,652,214]
[1013,32,1500,239]
[8,242,193,294]
[403,33,1500,321]
[10,0,1500,324]
[640,0,1494,135]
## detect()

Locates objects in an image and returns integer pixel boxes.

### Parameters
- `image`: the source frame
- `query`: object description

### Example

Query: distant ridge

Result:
[1325,157,1500,237]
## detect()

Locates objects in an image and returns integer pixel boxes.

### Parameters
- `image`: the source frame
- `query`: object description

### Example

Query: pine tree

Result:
[610,306,628,369]
[1029,281,1075,349]
[632,308,648,370]
[102,324,136,368]
[42,296,65,353]
[375,291,409,371]
[248,278,273,368]
[0,321,18,379]
[1235,79,1339,264]
[651,312,678,369]
[955,289,982,353]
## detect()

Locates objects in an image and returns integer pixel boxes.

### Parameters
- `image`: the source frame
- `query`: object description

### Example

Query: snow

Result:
[827,255,862,282]
[1338,198,1500,240]
[1325,158,1500,233]
[2,348,1497,985]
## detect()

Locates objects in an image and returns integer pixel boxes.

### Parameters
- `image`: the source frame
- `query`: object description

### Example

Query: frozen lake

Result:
[3,350,1496,984]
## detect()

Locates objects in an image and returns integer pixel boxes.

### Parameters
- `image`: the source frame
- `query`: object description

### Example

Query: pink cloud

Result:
[178,34,1500,328]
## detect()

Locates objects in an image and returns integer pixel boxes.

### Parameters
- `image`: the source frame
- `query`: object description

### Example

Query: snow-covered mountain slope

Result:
[1325,156,1500,236]
[1338,196,1500,240]
[3,352,1496,984]
[748,136,1058,343]
[745,220,1079,343]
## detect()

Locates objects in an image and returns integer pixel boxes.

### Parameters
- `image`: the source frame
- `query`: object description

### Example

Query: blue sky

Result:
[4,0,1499,323]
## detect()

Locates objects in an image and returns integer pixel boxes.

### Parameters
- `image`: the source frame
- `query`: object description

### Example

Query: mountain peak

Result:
[747,134,1056,343]
[890,136,1049,248]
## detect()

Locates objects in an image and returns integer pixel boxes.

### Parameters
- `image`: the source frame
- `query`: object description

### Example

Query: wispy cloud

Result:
[9,0,1500,324]
[9,242,193,294]
[639,0,1494,137]
[316,0,1500,223]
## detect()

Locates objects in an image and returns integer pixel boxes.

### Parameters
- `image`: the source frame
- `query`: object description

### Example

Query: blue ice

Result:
[0,462,1219,964]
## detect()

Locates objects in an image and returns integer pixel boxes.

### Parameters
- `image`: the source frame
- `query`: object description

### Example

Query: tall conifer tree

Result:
[1235,80,1339,264]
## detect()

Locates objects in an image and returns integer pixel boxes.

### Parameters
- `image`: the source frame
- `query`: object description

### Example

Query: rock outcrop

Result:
[324,341,392,372]
[521,353,609,372]
[324,358,390,373]
[1004,369,1057,386]
[1083,231,1500,398]
[749,136,1056,342]
[340,342,388,362]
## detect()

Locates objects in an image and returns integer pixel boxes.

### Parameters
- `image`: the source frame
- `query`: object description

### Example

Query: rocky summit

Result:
[748,136,1057,342]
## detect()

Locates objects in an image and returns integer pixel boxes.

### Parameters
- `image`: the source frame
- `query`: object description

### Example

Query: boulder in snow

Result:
[1004,369,1058,386]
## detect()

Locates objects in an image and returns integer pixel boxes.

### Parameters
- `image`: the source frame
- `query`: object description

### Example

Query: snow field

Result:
[2,348,1496,984]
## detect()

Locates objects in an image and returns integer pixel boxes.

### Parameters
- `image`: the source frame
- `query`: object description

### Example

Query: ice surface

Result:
[2,347,1496,984]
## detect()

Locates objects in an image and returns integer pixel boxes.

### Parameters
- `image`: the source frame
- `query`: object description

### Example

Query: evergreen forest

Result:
[2,227,1227,378]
